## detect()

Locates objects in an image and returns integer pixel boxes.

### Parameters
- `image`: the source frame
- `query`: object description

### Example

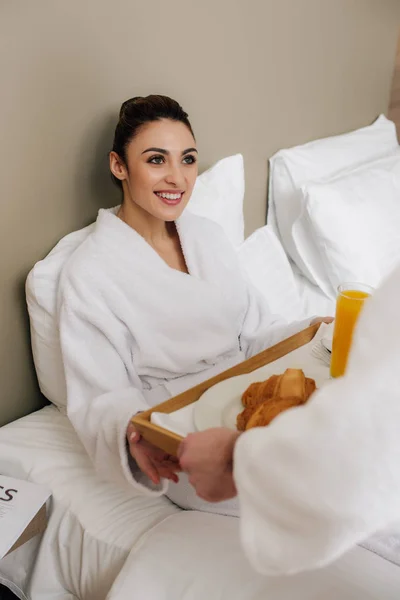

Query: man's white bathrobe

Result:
[234,263,400,575]
[58,208,310,508]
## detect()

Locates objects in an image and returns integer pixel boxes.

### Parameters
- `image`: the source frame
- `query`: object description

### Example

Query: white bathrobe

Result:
[234,264,400,575]
[58,208,310,506]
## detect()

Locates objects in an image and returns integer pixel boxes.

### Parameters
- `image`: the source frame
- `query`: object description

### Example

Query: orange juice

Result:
[330,284,373,378]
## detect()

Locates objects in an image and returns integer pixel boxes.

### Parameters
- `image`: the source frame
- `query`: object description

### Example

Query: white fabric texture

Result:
[25,212,322,419]
[234,264,400,576]
[302,152,400,296]
[26,223,95,410]
[25,154,245,410]
[292,263,336,317]
[187,153,245,246]
[107,511,400,600]
[57,208,310,504]
[2,407,400,600]
[363,526,400,566]
[237,225,303,321]
[236,224,335,320]
[267,114,398,287]
[235,224,334,320]
[0,406,179,600]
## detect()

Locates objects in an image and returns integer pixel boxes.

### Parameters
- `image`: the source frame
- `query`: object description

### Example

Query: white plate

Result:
[193,354,330,432]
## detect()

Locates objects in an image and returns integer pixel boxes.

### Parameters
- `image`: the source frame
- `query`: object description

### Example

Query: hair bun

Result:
[119,97,144,119]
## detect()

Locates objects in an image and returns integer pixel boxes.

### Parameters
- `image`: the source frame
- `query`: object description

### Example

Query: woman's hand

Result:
[126,422,181,486]
[310,316,334,326]
[178,428,241,502]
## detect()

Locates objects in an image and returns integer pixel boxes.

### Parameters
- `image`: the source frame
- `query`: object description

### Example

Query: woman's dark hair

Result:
[110,94,195,189]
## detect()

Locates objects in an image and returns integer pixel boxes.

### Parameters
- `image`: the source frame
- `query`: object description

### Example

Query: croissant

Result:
[237,368,317,431]
[245,396,302,429]
[236,406,256,432]
[241,375,279,408]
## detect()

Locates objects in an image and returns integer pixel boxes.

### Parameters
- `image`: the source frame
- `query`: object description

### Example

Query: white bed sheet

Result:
[108,511,400,600]
[0,405,179,600]
[292,263,336,318]
[237,222,336,323]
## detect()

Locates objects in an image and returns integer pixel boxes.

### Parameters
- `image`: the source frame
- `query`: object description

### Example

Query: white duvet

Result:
[1,405,400,599]
[107,512,400,600]
[0,406,178,599]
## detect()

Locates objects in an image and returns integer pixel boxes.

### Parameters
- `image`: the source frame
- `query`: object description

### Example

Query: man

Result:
[178,265,400,576]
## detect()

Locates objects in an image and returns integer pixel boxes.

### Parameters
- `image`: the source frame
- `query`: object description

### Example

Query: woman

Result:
[58,95,330,512]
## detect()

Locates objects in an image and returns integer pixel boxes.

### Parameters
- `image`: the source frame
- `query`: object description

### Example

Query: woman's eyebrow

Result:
[182,148,198,155]
[142,147,168,155]
[141,147,198,155]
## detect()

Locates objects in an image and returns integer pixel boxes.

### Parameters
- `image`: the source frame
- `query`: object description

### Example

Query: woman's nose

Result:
[164,163,185,187]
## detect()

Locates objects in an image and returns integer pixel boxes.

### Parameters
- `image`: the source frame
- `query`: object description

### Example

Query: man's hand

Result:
[178,428,241,502]
[310,316,334,326]
[127,422,181,485]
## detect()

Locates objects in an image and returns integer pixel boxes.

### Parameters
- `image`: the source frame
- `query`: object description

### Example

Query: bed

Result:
[3,135,400,598]
[3,129,400,598]
[2,393,400,599]
[2,162,400,598]
[2,5,400,598]
[0,406,179,599]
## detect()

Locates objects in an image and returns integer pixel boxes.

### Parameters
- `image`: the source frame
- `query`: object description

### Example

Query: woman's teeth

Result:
[155,192,182,200]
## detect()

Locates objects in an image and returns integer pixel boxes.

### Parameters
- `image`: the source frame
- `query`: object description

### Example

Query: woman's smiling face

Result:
[110,118,198,222]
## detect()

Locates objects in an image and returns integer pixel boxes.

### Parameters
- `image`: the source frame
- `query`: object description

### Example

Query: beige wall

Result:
[1,0,399,425]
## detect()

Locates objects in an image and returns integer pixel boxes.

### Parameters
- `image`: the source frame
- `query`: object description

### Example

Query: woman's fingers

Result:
[164,460,182,472]
[141,454,181,482]
[137,439,168,461]
[158,460,181,481]
[132,446,160,485]
[126,421,141,445]
[131,447,179,484]
[157,467,179,483]
[126,423,181,484]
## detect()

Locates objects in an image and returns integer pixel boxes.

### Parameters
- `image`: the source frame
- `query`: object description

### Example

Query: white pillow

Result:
[268,115,398,287]
[187,153,244,247]
[292,266,336,319]
[237,225,303,322]
[26,224,95,409]
[26,155,245,408]
[303,152,400,296]
[294,149,400,296]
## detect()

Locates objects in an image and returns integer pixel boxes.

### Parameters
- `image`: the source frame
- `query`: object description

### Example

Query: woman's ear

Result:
[109,151,127,183]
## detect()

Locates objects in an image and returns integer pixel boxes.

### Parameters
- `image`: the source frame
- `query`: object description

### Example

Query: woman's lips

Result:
[154,191,184,206]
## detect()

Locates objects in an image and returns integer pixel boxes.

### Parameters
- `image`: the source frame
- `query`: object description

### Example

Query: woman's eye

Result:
[183,155,197,165]
[148,155,165,164]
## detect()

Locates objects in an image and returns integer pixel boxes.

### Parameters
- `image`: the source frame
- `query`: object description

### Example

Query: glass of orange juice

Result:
[330,282,374,378]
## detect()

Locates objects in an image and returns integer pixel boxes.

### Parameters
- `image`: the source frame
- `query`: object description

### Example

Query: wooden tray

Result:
[132,323,320,456]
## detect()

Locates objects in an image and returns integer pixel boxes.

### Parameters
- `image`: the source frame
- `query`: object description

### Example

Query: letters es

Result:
[0,486,18,502]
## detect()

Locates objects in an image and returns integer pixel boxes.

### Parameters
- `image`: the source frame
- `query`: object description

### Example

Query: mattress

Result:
[0,405,179,600]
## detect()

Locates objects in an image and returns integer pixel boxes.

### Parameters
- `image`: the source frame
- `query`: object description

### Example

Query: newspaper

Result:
[0,475,51,559]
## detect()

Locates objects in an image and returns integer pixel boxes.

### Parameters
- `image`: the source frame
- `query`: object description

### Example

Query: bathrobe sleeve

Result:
[239,276,313,358]
[233,266,400,575]
[58,269,168,496]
